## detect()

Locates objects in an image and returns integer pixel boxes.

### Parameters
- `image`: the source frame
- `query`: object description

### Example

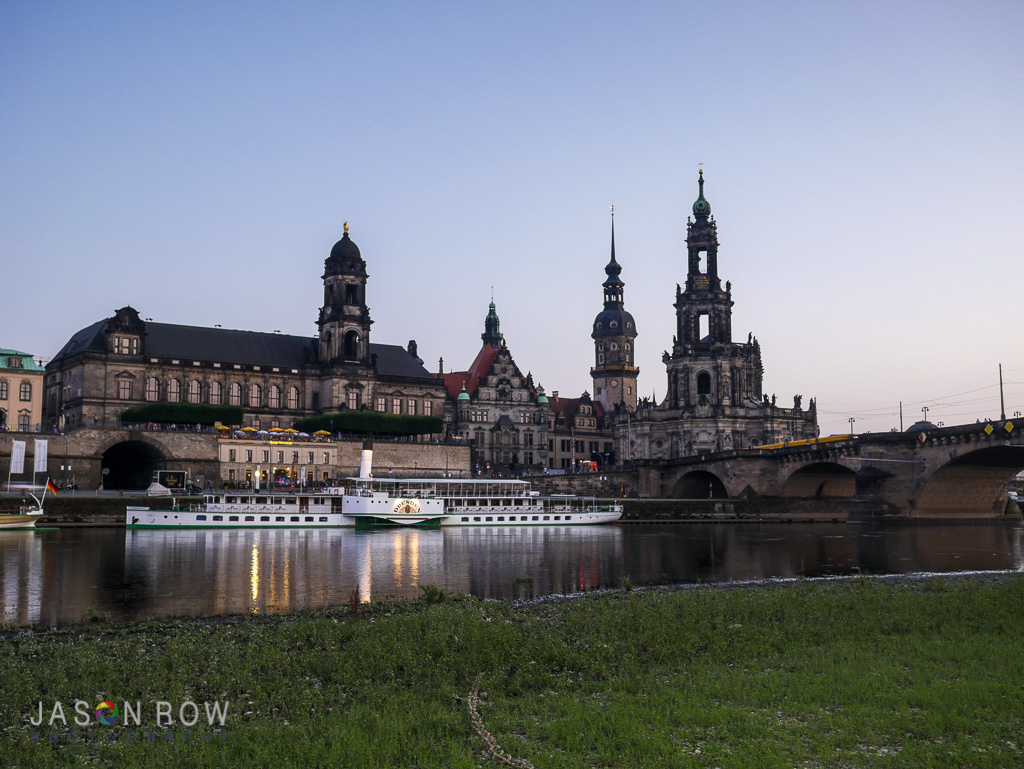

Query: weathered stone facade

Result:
[43,225,446,433]
[619,172,818,460]
[443,302,549,476]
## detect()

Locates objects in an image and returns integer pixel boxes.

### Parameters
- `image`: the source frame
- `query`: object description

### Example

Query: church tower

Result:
[481,300,503,349]
[318,222,372,365]
[665,171,762,411]
[591,208,639,411]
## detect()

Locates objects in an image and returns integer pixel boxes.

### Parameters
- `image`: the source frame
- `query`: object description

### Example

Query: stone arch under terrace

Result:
[671,470,729,499]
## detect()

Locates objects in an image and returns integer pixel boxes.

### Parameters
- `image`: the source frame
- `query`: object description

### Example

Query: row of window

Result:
[116,378,305,409]
[373,396,433,416]
[461,515,571,522]
[0,381,32,401]
[227,449,332,465]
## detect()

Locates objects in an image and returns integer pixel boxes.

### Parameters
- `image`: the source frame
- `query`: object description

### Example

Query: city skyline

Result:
[2,2,1021,435]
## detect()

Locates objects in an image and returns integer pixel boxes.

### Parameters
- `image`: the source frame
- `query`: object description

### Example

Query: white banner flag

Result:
[10,440,26,475]
[34,439,48,473]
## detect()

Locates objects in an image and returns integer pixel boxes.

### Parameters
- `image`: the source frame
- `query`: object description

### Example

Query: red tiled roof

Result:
[444,344,499,398]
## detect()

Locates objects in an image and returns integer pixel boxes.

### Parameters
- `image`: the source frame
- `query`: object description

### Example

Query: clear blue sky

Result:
[2,1,1021,434]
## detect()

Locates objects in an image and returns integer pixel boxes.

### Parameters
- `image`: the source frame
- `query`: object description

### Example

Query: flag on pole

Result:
[34,439,49,473]
[46,479,59,496]
[10,441,26,475]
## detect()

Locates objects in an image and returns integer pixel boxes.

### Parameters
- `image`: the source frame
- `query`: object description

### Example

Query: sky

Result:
[2,1,1022,435]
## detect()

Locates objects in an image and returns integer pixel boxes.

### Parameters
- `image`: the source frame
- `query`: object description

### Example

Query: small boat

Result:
[0,493,44,529]
[126,446,621,529]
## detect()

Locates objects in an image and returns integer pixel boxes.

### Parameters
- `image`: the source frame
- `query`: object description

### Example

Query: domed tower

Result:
[591,208,639,411]
[318,222,372,365]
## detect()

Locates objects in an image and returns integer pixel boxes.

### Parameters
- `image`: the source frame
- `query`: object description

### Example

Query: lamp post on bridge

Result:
[921,406,929,423]
[848,417,855,434]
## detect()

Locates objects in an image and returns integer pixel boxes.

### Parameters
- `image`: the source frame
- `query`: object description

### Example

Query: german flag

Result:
[46,480,59,496]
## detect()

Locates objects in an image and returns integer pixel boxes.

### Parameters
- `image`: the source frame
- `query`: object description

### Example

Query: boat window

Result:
[285,498,296,505]
[486,517,493,522]
[532,516,538,521]
[566,516,572,521]
[196,515,207,521]
[473,517,481,522]
[461,517,469,522]
[543,516,550,521]
[290,516,299,522]
[245,516,254,522]
[261,516,270,522]
[227,497,236,504]
[508,516,515,521]
[213,515,223,522]
[256,497,267,504]
[319,517,328,522]
[305,517,313,522]
[554,516,560,521]
[497,516,504,522]
[276,516,285,522]
[229,516,239,522]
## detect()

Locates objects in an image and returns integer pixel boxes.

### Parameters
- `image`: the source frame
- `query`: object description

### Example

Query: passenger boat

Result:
[126,447,621,529]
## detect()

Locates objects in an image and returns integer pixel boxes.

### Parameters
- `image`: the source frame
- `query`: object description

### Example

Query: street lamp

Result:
[848,417,856,434]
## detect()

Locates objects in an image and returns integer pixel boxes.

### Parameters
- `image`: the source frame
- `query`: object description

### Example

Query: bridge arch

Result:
[101,440,167,490]
[914,445,1024,516]
[671,470,728,499]
[780,462,856,498]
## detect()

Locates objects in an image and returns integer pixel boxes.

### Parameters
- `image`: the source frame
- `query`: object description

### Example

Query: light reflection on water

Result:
[0,521,1021,625]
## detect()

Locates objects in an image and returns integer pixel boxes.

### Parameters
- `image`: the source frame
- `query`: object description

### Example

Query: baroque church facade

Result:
[601,172,818,460]
[43,225,446,430]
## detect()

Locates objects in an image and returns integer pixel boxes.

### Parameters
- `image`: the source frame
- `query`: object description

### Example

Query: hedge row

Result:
[119,403,245,426]
[293,412,443,436]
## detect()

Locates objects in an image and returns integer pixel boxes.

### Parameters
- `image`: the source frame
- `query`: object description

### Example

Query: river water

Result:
[2,522,1022,625]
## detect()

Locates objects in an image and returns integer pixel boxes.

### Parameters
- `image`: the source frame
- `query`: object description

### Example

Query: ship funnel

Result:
[358,441,373,480]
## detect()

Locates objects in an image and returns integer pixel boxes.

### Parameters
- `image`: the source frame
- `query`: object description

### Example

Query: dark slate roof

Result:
[370,343,435,380]
[145,323,316,367]
[51,318,435,381]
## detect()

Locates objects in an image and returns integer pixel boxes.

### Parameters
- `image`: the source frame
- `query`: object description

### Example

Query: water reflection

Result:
[0,522,1020,626]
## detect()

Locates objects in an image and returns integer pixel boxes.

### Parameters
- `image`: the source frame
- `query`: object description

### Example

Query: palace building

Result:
[442,302,550,475]
[616,172,818,460]
[44,224,446,431]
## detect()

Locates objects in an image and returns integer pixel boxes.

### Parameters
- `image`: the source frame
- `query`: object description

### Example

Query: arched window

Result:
[145,377,159,402]
[209,381,223,405]
[343,330,360,359]
[269,385,281,409]
[167,379,181,402]
[697,372,711,395]
[249,383,261,407]
[188,380,202,403]
[286,386,299,410]
[229,382,242,406]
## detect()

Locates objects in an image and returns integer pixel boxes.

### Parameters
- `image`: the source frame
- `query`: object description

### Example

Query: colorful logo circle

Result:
[95,700,119,725]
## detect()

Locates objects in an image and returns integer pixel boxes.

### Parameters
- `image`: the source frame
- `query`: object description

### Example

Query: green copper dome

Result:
[536,387,548,404]
[457,383,470,402]
[692,169,711,218]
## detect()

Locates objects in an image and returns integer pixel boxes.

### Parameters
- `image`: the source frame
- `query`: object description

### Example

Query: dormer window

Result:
[113,336,139,355]
[7,356,22,369]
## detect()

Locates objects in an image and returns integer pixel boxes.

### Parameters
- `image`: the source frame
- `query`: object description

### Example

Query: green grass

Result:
[3,576,1023,767]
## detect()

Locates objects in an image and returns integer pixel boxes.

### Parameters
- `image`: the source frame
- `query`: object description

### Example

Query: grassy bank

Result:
[3,576,1023,768]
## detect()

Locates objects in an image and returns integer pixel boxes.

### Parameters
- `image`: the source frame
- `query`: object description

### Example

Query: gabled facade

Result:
[44,225,445,431]
[621,172,818,460]
[442,302,549,475]
[546,390,615,472]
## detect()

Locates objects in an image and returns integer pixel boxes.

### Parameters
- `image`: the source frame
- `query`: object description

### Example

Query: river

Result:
[1,521,1021,625]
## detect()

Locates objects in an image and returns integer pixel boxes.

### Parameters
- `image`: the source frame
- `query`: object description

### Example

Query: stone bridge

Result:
[635,421,1024,519]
